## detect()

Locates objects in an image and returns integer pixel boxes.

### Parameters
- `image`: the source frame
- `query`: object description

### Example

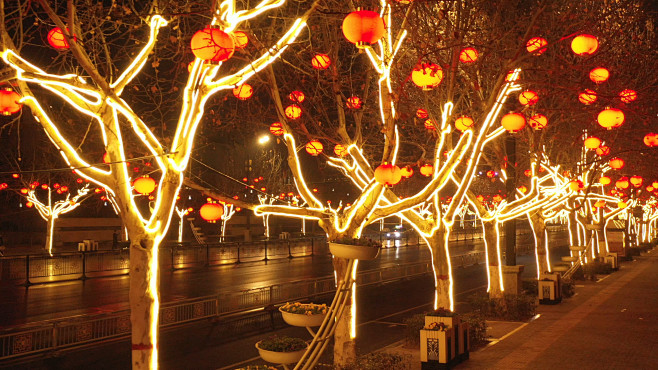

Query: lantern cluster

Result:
[374,163,402,187]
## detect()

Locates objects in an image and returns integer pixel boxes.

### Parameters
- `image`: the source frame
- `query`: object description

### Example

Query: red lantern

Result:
[524,169,532,177]
[416,108,429,119]
[526,37,548,55]
[644,133,658,147]
[342,10,385,48]
[285,104,302,120]
[630,176,643,187]
[493,194,503,202]
[374,163,402,186]
[20,188,28,194]
[289,91,305,103]
[424,119,436,130]
[25,202,34,208]
[619,89,637,103]
[311,54,331,70]
[420,164,433,177]
[518,90,539,106]
[232,84,253,100]
[501,113,526,133]
[589,67,609,84]
[400,166,413,178]
[60,186,69,192]
[653,181,658,188]
[269,122,284,136]
[578,89,598,105]
[0,89,22,116]
[517,185,527,193]
[459,48,478,63]
[190,27,235,62]
[584,137,601,150]
[346,96,362,109]
[232,31,249,48]
[133,176,156,194]
[47,27,76,49]
[569,180,584,191]
[455,116,474,132]
[200,203,224,223]
[596,145,610,156]
[334,144,348,157]
[597,108,624,129]
[571,34,599,55]
[487,170,496,178]
[528,114,548,130]
[411,63,443,90]
[616,177,629,189]
[305,140,323,156]
[609,157,625,170]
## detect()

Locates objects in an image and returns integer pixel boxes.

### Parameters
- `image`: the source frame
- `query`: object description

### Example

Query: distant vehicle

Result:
[385,225,404,239]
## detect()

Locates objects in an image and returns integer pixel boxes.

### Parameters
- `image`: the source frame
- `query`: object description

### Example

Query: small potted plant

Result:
[329,235,381,260]
[234,366,277,370]
[256,335,308,365]
[279,302,328,327]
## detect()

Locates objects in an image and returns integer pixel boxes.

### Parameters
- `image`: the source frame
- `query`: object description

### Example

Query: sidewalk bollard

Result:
[81,251,87,280]
[24,255,31,287]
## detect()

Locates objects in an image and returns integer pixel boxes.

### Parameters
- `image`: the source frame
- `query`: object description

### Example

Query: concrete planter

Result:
[420,328,454,368]
[256,341,307,365]
[279,306,326,327]
[329,242,380,260]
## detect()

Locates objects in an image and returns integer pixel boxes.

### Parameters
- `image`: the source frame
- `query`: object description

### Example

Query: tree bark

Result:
[427,225,452,310]
[331,256,356,367]
[481,220,503,299]
[529,211,549,278]
[45,216,55,255]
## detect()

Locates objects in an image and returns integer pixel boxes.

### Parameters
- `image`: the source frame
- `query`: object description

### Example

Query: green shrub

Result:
[468,292,537,321]
[460,311,488,346]
[257,336,307,352]
[339,352,411,370]
[402,313,425,346]
[561,279,575,298]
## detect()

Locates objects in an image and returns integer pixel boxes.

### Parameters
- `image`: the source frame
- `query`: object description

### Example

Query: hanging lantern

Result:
[424,119,436,130]
[630,176,643,187]
[419,164,433,177]
[583,137,601,150]
[528,114,548,130]
[648,186,655,192]
[411,63,443,90]
[524,169,532,177]
[493,194,503,202]
[571,34,599,55]
[619,89,637,103]
[597,108,624,129]
[416,108,429,119]
[200,203,224,223]
[133,176,156,195]
[334,144,348,157]
[459,47,478,63]
[609,157,625,170]
[569,180,584,191]
[20,188,28,194]
[311,54,331,70]
[618,201,628,209]
[526,37,548,55]
[653,181,658,188]
[285,104,302,120]
[374,163,402,186]
[342,10,386,48]
[190,27,235,62]
[0,89,22,116]
[578,89,598,105]
[518,90,539,106]
[596,145,610,156]
[501,113,526,133]
[455,116,474,132]
[288,91,305,103]
[487,170,496,178]
[643,133,658,147]
[232,31,249,48]
[232,84,253,100]
[517,185,527,193]
[589,67,609,84]
[616,177,630,189]
[269,122,284,136]
[305,140,323,156]
[346,96,362,109]
[47,27,76,49]
[400,166,413,178]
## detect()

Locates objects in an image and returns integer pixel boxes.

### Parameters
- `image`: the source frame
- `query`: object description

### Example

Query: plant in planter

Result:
[329,236,381,260]
[234,366,277,370]
[256,335,308,365]
[279,302,328,328]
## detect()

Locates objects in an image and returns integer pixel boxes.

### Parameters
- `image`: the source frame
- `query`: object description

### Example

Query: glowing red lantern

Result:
[200,203,224,223]
[578,89,598,105]
[60,186,69,192]
[41,184,49,190]
[487,170,496,178]
[232,84,253,100]
[589,67,609,84]
[596,146,610,156]
[609,157,625,170]
[232,31,249,48]
[20,188,28,194]
[190,27,235,62]
[459,48,478,63]
[311,54,331,70]
[501,113,526,133]
[342,10,385,48]
[285,104,302,120]
[644,133,658,147]
[102,152,111,164]
[0,89,22,116]
[289,91,305,103]
[269,122,284,136]
[584,137,601,150]
[616,177,630,189]
[630,176,643,187]
[12,173,19,178]
[334,144,348,157]
[400,166,413,178]
[597,108,624,129]
[133,176,156,194]
[653,181,658,188]
[517,185,527,193]
[524,169,532,177]
[424,119,436,130]
[518,90,539,106]
[416,108,429,119]
[569,180,584,191]
[571,34,599,55]
[420,164,433,177]
[411,63,443,90]
[25,202,34,208]
[455,116,474,132]
[526,37,548,55]
[305,140,323,156]
[528,114,548,130]
[47,27,76,49]
[346,96,362,109]
[493,194,503,202]
[374,163,402,186]
[619,89,637,103]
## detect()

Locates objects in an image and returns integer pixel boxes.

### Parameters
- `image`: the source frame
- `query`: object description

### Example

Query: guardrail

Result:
[0,252,486,362]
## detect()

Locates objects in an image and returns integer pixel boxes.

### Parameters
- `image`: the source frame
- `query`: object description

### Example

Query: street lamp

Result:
[258,135,270,145]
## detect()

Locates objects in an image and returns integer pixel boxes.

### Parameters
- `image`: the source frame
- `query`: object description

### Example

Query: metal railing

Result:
[0,251,487,361]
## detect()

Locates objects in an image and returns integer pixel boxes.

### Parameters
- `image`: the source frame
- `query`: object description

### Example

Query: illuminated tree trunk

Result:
[45,216,55,253]
[331,256,355,367]
[529,211,550,278]
[481,219,503,299]
[428,225,452,310]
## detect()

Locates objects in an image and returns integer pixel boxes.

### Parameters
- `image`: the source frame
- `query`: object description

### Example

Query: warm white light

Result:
[258,135,271,144]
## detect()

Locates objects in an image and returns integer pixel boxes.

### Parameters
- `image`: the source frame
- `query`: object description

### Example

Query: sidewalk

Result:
[384,248,658,370]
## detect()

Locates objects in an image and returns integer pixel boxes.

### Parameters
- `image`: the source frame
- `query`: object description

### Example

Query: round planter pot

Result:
[329,242,380,260]
[279,306,327,327]
[256,341,307,364]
